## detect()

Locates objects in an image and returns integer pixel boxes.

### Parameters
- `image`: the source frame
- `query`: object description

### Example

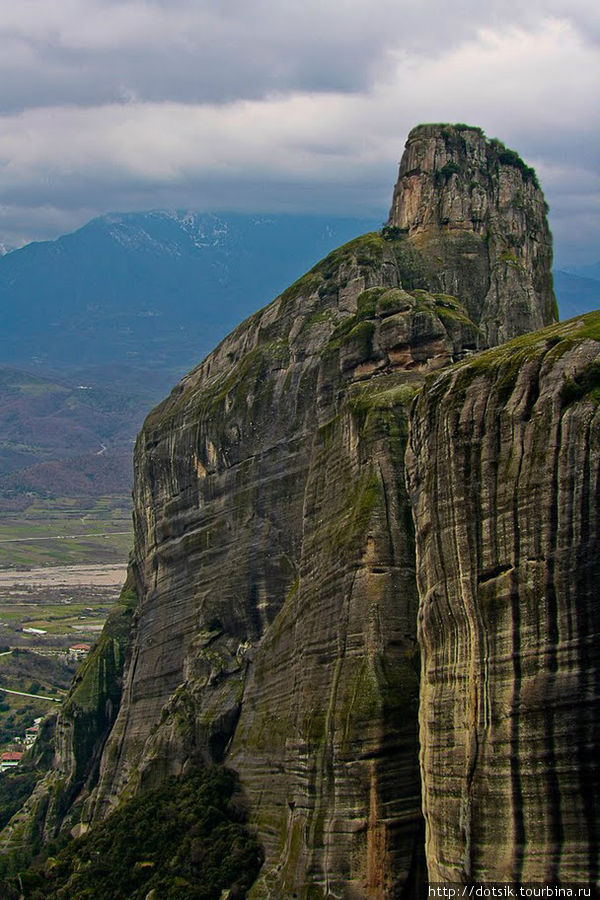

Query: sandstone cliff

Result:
[406,312,600,884]
[1,125,576,898]
[388,124,557,346]
[85,239,476,897]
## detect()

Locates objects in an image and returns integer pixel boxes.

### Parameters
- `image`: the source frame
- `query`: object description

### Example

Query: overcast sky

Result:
[0,0,598,264]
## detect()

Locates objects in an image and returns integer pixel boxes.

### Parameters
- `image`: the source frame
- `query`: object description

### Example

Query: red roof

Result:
[69,643,91,651]
[2,751,23,761]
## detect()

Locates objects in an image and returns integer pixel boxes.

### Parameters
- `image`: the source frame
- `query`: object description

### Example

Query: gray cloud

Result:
[1,0,598,110]
[0,2,598,263]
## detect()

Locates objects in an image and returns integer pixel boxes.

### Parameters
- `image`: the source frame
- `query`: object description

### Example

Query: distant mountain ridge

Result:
[0,212,381,503]
[0,364,157,507]
[0,210,595,509]
[553,269,600,319]
[0,211,381,372]
[0,212,594,375]
[561,260,600,282]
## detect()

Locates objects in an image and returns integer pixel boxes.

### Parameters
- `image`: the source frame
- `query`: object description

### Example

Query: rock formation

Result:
[5,125,594,898]
[387,123,556,346]
[84,244,473,898]
[406,313,600,883]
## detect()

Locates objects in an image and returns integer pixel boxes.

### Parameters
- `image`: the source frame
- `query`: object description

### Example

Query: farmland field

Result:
[0,486,133,758]
[0,494,132,569]
[0,563,126,650]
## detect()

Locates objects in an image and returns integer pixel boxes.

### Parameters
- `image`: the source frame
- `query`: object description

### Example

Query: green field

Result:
[0,576,123,650]
[0,495,132,568]
[0,494,130,755]
[0,582,124,753]
[0,599,112,635]
[0,488,127,646]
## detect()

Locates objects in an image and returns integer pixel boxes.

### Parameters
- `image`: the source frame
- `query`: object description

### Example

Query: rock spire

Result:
[387,123,557,345]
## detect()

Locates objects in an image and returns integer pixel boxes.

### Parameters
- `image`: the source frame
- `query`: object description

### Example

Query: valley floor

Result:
[0,561,128,758]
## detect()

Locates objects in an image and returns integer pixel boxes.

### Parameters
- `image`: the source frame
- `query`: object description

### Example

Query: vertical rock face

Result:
[406,312,600,883]
[388,124,557,345]
[229,378,424,898]
[84,234,478,896]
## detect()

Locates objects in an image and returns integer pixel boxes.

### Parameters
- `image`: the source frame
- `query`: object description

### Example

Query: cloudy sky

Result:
[0,0,598,264]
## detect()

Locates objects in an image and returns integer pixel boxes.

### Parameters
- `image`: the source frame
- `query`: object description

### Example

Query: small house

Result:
[68,643,91,662]
[0,751,23,772]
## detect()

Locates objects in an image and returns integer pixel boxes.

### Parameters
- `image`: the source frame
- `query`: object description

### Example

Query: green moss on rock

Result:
[341,319,375,359]
[561,360,600,406]
[376,288,414,316]
[428,310,600,411]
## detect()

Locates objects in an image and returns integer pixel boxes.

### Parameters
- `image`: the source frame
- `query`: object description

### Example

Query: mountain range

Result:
[0,213,381,502]
[0,210,597,505]
[0,209,597,374]
[0,211,382,373]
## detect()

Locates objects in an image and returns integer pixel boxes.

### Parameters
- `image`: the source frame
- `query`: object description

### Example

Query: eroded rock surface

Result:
[388,123,557,345]
[406,312,600,883]
[85,237,477,897]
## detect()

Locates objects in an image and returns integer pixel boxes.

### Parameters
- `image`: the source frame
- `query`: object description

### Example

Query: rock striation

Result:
[407,313,600,883]
[2,125,587,898]
[387,124,557,346]
[83,238,474,897]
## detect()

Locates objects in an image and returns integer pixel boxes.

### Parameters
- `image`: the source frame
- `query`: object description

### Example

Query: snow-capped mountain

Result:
[0,209,592,375]
[0,211,381,371]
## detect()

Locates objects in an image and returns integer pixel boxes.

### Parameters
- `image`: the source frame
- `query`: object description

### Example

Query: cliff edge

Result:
[407,312,600,883]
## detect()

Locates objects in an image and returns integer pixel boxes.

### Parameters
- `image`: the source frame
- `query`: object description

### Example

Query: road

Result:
[0,532,130,544]
[0,687,62,703]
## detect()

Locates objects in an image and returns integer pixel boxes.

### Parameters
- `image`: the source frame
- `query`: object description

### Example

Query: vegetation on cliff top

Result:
[278,230,431,315]
[466,309,600,370]
[410,123,540,187]
[424,310,600,409]
[143,229,437,435]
